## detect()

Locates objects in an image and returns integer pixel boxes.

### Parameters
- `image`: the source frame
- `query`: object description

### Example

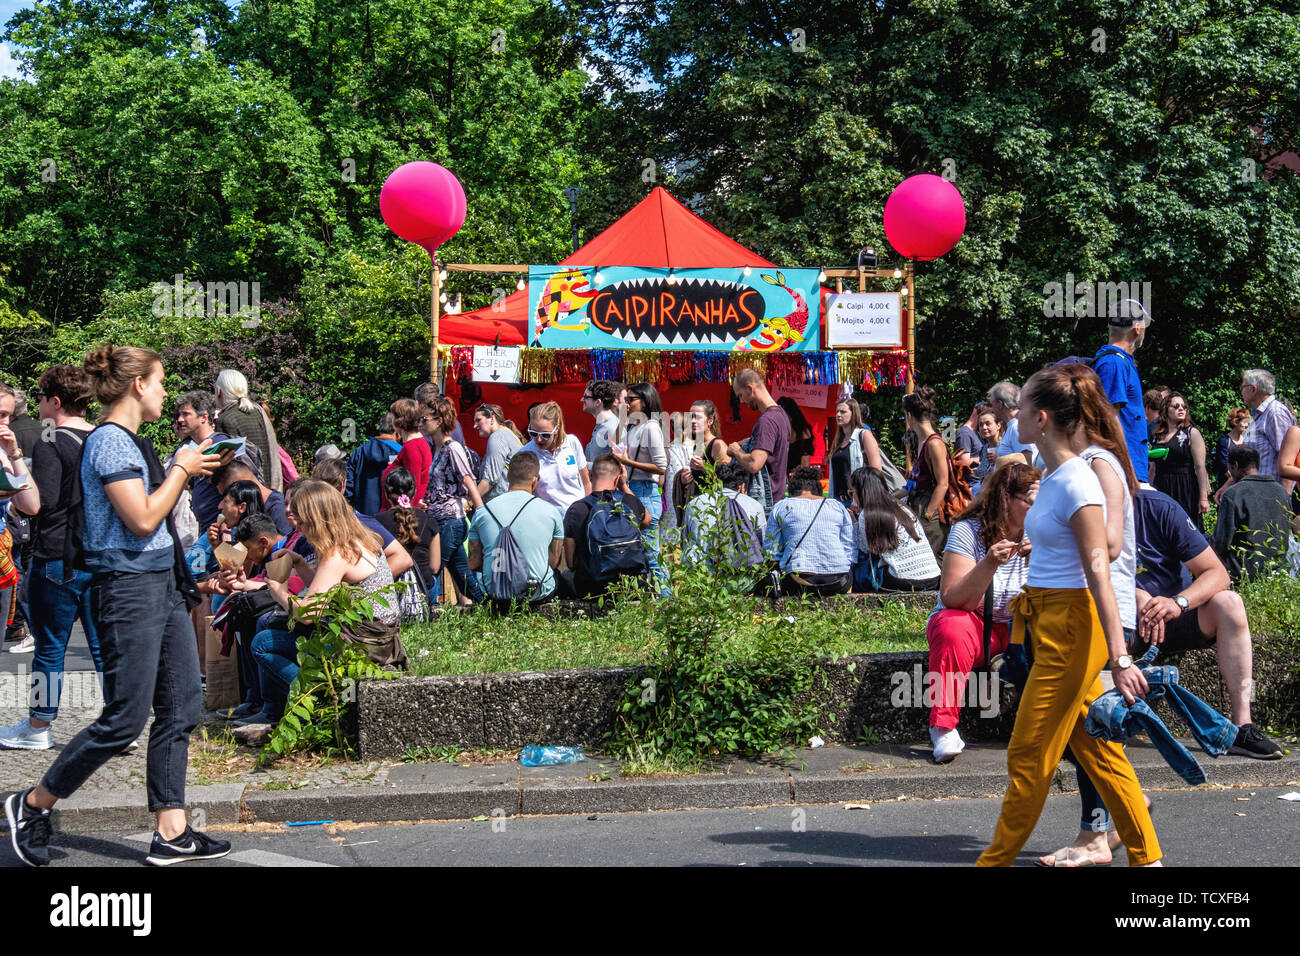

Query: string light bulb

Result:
[893,268,903,279]
[743,265,752,277]
[439,269,448,282]
[516,277,526,291]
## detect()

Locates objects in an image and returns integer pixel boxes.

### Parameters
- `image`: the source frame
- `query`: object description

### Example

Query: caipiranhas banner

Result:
[528,266,821,352]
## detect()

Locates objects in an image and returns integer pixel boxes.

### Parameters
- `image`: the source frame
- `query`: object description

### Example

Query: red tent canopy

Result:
[438,187,779,347]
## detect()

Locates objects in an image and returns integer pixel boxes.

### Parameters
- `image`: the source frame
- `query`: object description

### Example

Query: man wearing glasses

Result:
[582,381,623,463]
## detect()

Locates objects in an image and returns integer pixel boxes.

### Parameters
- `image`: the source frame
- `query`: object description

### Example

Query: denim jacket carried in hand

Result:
[1085,647,1237,786]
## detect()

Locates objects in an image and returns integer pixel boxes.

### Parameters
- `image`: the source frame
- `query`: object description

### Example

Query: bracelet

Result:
[173,463,192,480]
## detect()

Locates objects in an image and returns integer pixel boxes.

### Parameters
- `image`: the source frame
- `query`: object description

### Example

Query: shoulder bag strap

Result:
[981,579,995,672]
[791,497,827,553]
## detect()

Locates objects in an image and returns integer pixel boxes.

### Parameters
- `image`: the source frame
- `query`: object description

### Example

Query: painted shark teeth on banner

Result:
[587,276,764,347]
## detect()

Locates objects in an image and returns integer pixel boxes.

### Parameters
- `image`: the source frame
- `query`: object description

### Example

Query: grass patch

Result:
[402,745,463,764]
[401,596,930,677]
[1240,573,1300,637]
[188,726,256,779]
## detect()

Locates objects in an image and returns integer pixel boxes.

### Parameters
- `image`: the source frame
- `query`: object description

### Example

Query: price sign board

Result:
[826,293,903,348]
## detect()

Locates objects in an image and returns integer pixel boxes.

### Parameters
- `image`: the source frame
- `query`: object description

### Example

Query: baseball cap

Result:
[314,443,346,464]
[1108,298,1153,328]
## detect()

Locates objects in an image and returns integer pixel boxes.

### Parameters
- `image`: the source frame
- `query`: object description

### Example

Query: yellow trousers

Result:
[976,587,1161,866]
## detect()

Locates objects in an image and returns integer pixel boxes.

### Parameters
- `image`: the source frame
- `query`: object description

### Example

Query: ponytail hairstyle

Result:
[901,384,938,423]
[688,400,723,444]
[215,368,257,413]
[83,345,162,407]
[477,403,524,442]
[830,399,865,454]
[529,401,568,448]
[383,467,421,547]
[1024,363,1138,496]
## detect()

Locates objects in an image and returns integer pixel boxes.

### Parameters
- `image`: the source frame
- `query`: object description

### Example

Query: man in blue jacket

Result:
[346,413,402,516]
[1093,297,1153,482]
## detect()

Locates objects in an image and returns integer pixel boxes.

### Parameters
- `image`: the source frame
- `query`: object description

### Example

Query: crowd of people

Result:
[0,295,1296,867]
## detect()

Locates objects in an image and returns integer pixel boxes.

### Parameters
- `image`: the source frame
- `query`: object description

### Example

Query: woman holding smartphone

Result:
[975,363,1160,867]
[6,345,233,867]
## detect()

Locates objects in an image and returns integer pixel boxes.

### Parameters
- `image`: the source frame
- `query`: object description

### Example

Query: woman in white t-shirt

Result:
[976,364,1160,868]
[519,401,591,518]
[849,467,939,592]
[924,461,1039,762]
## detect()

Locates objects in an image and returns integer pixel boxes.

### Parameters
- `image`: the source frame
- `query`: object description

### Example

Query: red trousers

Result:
[925,608,1010,730]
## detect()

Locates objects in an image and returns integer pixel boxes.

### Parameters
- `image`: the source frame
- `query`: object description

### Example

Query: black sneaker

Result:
[5,789,52,867]
[1229,724,1283,760]
[145,826,232,866]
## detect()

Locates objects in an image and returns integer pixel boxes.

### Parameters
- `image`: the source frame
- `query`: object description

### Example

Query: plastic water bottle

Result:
[520,745,586,766]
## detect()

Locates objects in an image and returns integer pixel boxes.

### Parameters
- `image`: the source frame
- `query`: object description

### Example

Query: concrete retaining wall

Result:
[358,607,1298,759]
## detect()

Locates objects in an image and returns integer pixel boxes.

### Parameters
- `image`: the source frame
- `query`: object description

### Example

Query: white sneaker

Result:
[5,634,35,653]
[930,726,965,763]
[0,718,52,751]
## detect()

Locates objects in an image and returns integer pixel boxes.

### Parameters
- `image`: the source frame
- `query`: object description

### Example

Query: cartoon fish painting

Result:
[533,268,599,343]
[735,272,809,352]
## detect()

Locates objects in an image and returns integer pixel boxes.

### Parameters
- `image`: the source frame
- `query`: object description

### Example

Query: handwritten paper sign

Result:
[472,346,521,384]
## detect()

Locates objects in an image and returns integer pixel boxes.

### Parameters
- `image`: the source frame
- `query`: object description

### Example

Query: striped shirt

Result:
[1244,395,1296,481]
[765,496,856,574]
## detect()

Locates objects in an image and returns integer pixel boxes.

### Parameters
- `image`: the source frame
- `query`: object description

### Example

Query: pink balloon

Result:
[380,162,467,255]
[883,174,966,261]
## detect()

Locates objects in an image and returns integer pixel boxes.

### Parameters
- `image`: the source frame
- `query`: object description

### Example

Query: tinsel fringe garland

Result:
[445,346,910,388]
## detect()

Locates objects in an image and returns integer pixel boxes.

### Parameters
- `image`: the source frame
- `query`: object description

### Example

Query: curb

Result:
[28,748,1300,834]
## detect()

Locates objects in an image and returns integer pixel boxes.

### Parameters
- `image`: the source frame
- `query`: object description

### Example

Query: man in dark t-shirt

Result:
[727,369,791,503]
[1133,485,1281,758]
[562,456,648,600]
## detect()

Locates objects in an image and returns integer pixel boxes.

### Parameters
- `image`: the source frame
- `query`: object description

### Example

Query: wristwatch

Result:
[1110,655,1133,670]
[1173,594,1190,612]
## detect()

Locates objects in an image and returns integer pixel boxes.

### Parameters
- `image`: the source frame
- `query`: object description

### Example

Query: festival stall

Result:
[380,169,965,460]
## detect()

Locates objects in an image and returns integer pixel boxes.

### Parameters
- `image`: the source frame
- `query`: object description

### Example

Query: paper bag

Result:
[265,550,293,583]
[213,541,248,571]
[203,615,240,711]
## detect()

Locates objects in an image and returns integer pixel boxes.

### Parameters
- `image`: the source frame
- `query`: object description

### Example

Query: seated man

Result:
[213,460,292,535]
[562,454,650,600]
[1134,483,1280,757]
[764,465,855,597]
[311,457,413,578]
[1212,445,1293,583]
[468,452,564,611]
[682,460,765,573]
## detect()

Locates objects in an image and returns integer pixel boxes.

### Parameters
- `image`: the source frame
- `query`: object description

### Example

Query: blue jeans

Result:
[628,479,667,593]
[28,560,104,722]
[41,570,201,812]
[251,627,297,720]
[438,515,483,603]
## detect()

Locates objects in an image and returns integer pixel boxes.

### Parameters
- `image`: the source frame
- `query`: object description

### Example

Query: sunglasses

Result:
[528,428,557,438]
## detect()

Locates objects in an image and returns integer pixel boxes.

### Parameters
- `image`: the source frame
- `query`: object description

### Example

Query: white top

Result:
[626,419,667,483]
[1024,455,1105,589]
[996,416,1037,463]
[933,518,1029,624]
[519,434,589,515]
[855,510,940,581]
[1081,444,1136,629]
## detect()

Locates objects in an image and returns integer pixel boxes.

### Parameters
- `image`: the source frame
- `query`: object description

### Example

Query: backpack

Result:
[846,427,907,496]
[724,494,766,567]
[393,565,433,623]
[482,496,544,601]
[583,492,648,584]
[922,433,975,524]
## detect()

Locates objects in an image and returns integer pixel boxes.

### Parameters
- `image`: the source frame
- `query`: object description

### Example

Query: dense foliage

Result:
[2,0,1297,451]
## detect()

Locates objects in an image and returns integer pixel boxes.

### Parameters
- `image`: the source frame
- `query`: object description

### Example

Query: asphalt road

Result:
[11,785,1298,868]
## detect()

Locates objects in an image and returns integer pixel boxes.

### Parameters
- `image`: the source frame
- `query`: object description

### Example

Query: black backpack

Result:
[582,492,648,584]
[64,423,201,608]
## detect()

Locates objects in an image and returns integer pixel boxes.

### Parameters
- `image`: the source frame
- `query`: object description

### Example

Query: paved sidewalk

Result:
[2,625,1296,834]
